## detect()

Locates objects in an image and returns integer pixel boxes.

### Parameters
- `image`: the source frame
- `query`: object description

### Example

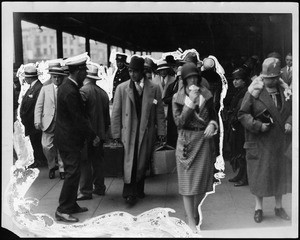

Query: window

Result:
[70,49,74,55]
[63,37,67,44]
[43,36,47,44]
[50,36,54,43]
[43,48,47,55]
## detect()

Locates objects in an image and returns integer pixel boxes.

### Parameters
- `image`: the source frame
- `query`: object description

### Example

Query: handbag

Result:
[151,143,176,175]
[255,109,274,125]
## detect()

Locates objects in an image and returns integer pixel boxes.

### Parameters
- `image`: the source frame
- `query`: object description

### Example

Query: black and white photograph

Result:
[1,1,298,238]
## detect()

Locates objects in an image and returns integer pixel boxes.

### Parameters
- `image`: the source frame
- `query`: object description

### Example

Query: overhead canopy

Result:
[15,12,292,58]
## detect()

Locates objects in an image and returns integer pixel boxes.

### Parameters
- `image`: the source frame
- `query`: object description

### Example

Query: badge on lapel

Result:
[28,94,33,98]
[153,99,158,105]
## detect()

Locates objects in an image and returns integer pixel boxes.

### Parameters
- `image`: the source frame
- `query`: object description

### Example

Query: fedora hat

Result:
[156,60,170,71]
[128,56,144,71]
[21,65,40,78]
[144,57,157,72]
[86,64,101,80]
[49,67,68,76]
[261,57,281,78]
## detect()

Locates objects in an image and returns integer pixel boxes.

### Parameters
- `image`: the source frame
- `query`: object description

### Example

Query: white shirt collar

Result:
[69,77,78,86]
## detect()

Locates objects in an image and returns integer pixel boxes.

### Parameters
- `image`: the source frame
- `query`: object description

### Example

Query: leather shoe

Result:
[254,209,263,223]
[275,208,290,220]
[60,172,65,180]
[92,188,106,196]
[55,211,78,223]
[125,196,137,205]
[234,180,248,187]
[70,206,89,214]
[77,193,92,201]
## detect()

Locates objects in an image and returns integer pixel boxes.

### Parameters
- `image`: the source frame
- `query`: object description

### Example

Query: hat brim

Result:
[86,75,101,80]
[21,72,41,77]
[261,72,281,78]
[49,72,68,76]
[183,72,199,80]
[157,66,170,71]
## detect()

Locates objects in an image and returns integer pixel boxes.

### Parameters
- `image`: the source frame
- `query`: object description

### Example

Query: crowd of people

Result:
[13,49,293,232]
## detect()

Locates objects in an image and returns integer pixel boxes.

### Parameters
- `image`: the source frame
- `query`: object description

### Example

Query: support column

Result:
[13,13,23,67]
[107,44,111,67]
[56,29,63,58]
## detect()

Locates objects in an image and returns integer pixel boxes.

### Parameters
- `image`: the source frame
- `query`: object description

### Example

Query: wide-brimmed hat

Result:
[21,65,40,78]
[181,62,200,80]
[116,53,127,62]
[261,57,281,78]
[86,64,101,80]
[128,56,144,71]
[156,60,170,71]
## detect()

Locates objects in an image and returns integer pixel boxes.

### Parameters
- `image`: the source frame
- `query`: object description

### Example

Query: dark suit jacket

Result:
[54,78,96,152]
[20,80,43,136]
[281,66,292,86]
[80,82,110,140]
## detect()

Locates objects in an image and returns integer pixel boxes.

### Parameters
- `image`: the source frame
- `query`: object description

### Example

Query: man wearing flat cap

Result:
[54,56,101,223]
[20,65,47,168]
[77,63,110,201]
[112,53,130,101]
[111,55,166,205]
[34,64,66,180]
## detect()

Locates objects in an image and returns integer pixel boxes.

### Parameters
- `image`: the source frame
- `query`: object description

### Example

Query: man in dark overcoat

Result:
[112,53,130,101]
[20,65,47,168]
[54,56,100,223]
[77,63,111,200]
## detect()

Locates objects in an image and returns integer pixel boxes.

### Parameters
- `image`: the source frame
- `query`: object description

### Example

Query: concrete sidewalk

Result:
[6,160,296,238]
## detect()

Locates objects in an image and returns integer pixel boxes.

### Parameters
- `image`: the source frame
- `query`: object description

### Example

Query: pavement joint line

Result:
[39,178,61,201]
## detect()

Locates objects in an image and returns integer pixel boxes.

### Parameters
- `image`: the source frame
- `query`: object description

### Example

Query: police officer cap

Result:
[116,54,127,62]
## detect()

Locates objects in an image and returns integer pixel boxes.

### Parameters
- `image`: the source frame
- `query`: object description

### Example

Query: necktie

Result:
[270,92,279,108]
[135,82,143,96]
[161,77,165,88]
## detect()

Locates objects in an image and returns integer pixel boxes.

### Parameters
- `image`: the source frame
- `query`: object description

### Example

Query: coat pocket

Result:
[244,141,259,160]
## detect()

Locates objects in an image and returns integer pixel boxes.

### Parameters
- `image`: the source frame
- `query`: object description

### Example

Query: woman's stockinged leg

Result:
[194,193,206,225]
[254,195,263,210]
[183,195,197,231]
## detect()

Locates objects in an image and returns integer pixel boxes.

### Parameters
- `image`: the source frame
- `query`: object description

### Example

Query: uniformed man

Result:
[112,53,130,101]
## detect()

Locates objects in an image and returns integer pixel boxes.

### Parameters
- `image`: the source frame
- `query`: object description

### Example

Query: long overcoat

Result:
[238,84,292,197]
[111,79,166,183]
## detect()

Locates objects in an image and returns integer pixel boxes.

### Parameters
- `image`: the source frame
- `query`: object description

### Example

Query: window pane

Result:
[21,20,57,64]
[62,32,85,58]
[90,40,108,65]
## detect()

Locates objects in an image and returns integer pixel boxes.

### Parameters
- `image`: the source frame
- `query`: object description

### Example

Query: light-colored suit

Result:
[152,74,176,99]
[34,83,64,171]
[281,66,292,87]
